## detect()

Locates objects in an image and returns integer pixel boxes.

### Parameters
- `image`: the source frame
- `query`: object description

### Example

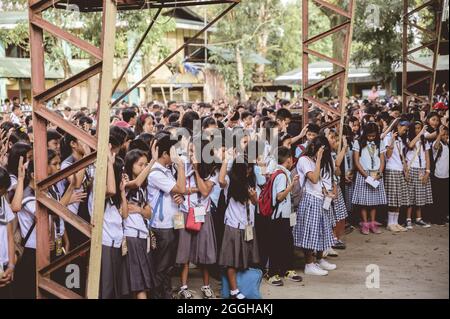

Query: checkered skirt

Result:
[352,172,387,207]
[293,193,335,252]
[344,183,354,213]
[408,167,433,206]
[384,170,410,208]
[331,187,348,226]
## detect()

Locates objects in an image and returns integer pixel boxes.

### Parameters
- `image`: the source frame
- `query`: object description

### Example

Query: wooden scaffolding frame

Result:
[28,0,240,299]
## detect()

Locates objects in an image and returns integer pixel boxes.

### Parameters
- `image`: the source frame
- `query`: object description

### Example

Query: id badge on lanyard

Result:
[173,211,185,230]
[323,196,333,210]
[244,203,253,242]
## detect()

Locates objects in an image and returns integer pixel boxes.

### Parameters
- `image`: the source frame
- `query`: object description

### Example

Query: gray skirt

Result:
[218,225,260,270]
[121,237,156,295]
[176,212,217,265]
[100,245,122,299]
[384,169,410,208]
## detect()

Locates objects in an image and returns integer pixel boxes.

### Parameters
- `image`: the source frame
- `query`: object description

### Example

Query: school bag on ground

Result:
[258,170,287,217]
[221,268,263,299]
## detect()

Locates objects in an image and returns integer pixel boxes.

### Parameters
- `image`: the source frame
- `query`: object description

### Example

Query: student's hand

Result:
[422,172,430,185]
[299,124,309,137]
[120,174,128,193]
[172,194,184,205]
[420,125,428,136]
[81,141,91,156]
[69,191,87,204]
[49,240,55,252]
[150,140,159,161]
[128,204,142,214]
[224,147,235,162]
[170,146,182,165]
[317,146,325,161]
[438,125,446,136]
[248,187,257,202]
[17,156,25,181]
[391,131,399,145]
[342,137,348,150]
[289,175,299,190]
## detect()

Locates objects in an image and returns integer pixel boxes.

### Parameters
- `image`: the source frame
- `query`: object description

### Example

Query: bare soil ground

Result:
[178,224,449,299]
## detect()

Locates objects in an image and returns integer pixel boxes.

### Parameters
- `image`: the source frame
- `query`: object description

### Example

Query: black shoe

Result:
[332,240,346,250]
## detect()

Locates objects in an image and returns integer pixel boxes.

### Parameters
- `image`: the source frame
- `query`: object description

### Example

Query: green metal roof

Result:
[0,57,91,79]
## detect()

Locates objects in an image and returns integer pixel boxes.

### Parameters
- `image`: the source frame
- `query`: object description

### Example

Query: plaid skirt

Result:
[331,187,348,226]
[293,193,335,252]
[384,170,410,208]
[344,183,354,212]
[352,172,387,207]
[408,167,433,207]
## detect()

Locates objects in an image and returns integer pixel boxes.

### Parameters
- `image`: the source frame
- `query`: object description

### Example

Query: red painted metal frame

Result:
[402,0,446,111]
[28,0,239,299]
[301,0,356,133]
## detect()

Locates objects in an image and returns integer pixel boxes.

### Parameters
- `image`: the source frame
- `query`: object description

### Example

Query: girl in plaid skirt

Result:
[352,123,387,235]
[294,136,337,276]
[383,118,410,232]
[405,121,433,229]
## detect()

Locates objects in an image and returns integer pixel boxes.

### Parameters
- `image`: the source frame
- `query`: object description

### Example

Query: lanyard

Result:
[367,144,377,170]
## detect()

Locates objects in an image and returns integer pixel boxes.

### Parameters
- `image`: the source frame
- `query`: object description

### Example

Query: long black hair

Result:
[358,122,381,156]
[7,142,32,177]
[60,133,77,161]
[110,157,125,208]
[408,121,426,151]
[124,149,149,189]
[228,155,256,204]
[303,135,334,178]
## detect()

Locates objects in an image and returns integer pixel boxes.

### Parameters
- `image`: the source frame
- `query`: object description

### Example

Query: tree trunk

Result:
[255,1,269,83]
[384,79,392,96]
[235,46,246,101]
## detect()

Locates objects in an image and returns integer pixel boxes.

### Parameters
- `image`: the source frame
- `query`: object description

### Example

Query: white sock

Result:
[202,285,210,289]
[180,285,188,290]
[388,212,395,225]
[416,218,422,222]
[394,212,400,225]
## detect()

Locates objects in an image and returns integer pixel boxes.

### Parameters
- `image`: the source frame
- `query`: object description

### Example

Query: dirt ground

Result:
[179,224,449,299]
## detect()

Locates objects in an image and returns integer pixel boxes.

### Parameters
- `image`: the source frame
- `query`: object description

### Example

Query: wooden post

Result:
[302,0,309,127]
[86,0,117,300]
[402,0,409,112]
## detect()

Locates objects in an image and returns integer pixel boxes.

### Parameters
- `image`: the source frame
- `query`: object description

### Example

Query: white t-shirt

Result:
[147,162,178,229]
[0,197,15,265]
[18,192,37,249]
[223,175,256,230]
[433,141,449,179]
[352,140,386,171]
[384,133,405,171]
[88,194,124,247]
[406,140,430,169]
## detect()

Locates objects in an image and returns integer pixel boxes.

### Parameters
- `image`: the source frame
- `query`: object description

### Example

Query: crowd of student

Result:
[0,90,448,299]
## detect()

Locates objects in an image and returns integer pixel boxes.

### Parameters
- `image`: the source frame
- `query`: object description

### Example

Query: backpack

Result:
[258,170,287,218]
[290,166,303,209]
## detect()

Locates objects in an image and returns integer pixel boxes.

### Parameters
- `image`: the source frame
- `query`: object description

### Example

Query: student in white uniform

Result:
[88,155,126,299]
[405,121,433,229]
[175,141,219,299]
[122,149,155,299]
[14,157,78,299]
[266,147,302,287]
[218,152,259,300]
[0,168,15,299]
[352,123,387,235]
[147,131,186,299]
[431,125,449,225]
[293,136,337,276]
[383,119,410,232]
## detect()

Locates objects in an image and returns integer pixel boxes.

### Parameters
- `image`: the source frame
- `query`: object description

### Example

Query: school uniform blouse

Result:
[271,165,292,219]
[180,165,218,213]
[223,175,256,230]
[147,162,178,229]
[352,140,386,171]
[433,141,449,179]
[88,194,124,248]
[297,156,331,200]
[18,189,37,249]
[123,187,149,239]
[406,140,430,169]
[383,132,405,171]
[0,196,15,266]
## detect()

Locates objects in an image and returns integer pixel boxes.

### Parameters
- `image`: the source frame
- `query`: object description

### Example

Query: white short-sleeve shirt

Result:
[406,140,430,169]
[433,141,449,179]
[0,197,15,265]
[296,156,324,199]
[384,133,405,171]
[88,193,124,247]
[223,175,256,230]
[271,165,292,219]
[147,162,178,229]
[18,195,36,249]
[180,168,218,213]
[352,140,386,171]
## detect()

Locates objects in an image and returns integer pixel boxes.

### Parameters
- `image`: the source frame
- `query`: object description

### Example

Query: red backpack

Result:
[258,170,288,217]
